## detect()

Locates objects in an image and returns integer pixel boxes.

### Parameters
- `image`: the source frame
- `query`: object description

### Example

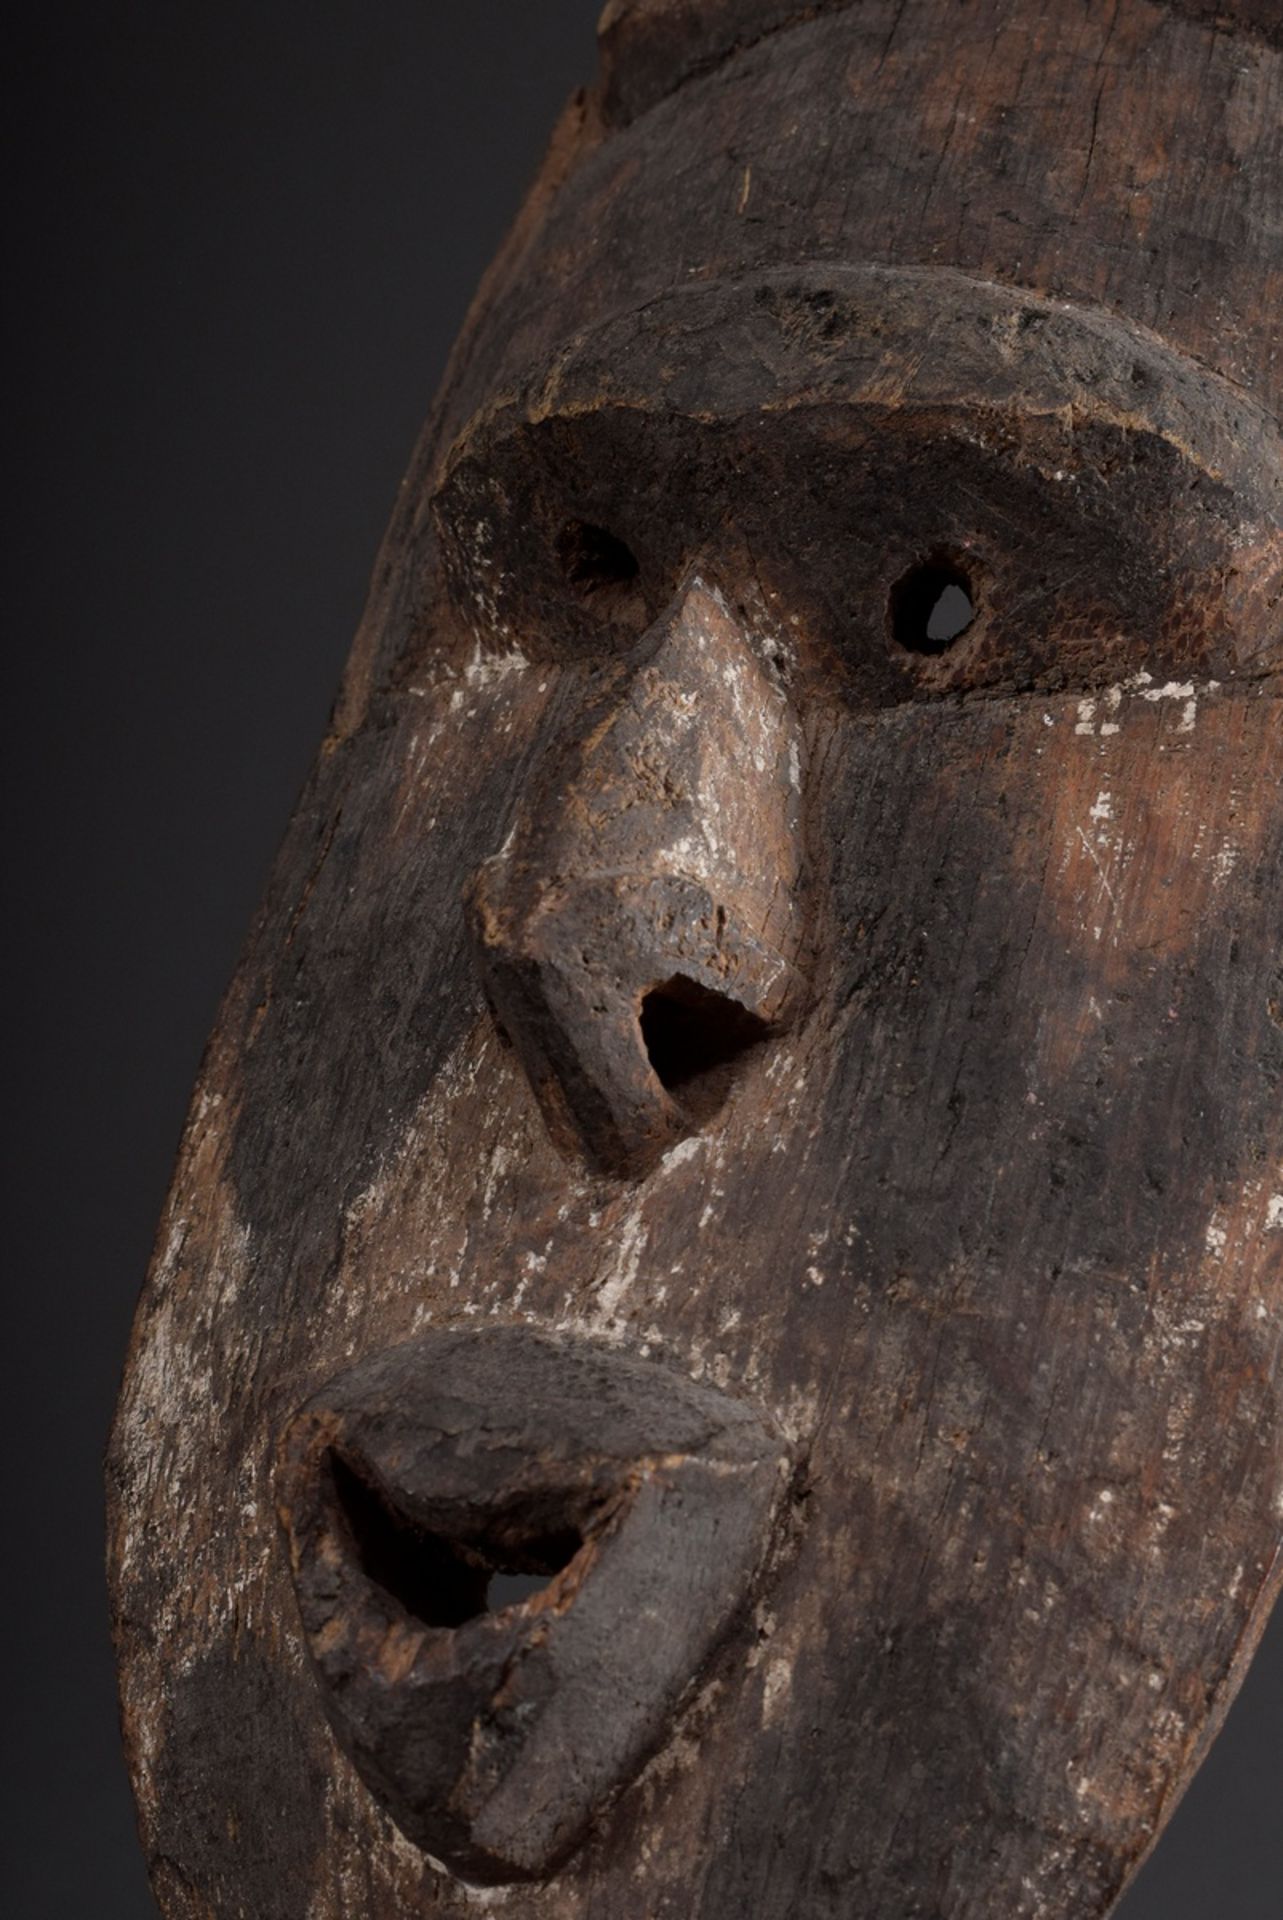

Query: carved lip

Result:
[275,1326,790,1886]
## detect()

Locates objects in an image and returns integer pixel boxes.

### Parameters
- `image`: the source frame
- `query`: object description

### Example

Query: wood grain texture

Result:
[109,3,1282,1916]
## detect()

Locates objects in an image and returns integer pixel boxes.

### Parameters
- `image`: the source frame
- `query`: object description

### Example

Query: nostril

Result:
[328,1451,583,1629]
[556,520,639,595]
[640,975,770,1122]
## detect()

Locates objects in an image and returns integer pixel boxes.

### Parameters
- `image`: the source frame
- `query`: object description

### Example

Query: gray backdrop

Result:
[5,3,1278,1912]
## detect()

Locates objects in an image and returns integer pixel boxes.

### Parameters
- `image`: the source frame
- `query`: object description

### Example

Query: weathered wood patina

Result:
[109,3,1282,1915]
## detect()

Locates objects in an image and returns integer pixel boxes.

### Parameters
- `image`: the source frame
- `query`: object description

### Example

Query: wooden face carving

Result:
[110,6,1282,1918]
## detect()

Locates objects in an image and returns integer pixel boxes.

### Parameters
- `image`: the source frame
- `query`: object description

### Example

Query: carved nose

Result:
[466,578,806,1177]
[275,1327,789,1885]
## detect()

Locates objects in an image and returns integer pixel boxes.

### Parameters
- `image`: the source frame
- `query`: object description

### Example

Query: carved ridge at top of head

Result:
[597,0,1283,127]
[596,0,860,126]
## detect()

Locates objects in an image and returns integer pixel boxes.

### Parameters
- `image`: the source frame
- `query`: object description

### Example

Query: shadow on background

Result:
[5,4,1279,1913]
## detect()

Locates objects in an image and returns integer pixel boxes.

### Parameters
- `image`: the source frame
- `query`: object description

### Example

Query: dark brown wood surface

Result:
[109,4,1282,1916]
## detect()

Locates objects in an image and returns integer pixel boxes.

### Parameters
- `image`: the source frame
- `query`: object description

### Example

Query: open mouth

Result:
[326,1445,589,1627]
[275,1326,791,1886]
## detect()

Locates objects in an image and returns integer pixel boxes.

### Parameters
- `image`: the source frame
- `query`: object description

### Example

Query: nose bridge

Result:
[547,576,803,940]
[466,575,807,1177]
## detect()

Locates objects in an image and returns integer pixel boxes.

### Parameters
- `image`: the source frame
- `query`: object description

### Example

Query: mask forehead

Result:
[430,0,1283,485]
[109,4,1283,1916]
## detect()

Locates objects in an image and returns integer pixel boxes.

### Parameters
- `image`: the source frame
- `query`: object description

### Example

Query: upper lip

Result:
[275,1324,791,1886]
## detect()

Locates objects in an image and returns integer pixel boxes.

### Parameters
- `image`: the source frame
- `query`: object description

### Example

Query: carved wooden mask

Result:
[110,4,1282,1917]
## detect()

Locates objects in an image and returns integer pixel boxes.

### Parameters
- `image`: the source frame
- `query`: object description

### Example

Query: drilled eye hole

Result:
[891,558,976,656]
[328,1452,582,1630]
[641,976,769,1124]
[556,521,639,596]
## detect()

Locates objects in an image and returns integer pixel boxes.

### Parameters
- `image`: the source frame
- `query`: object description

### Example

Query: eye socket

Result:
[556,521,640,596]
[890,557,977,656]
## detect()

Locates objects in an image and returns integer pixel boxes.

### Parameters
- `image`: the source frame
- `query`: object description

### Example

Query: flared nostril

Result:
[640,975,770,1122]
[468,867,804,1181]
[555,519,640,595]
